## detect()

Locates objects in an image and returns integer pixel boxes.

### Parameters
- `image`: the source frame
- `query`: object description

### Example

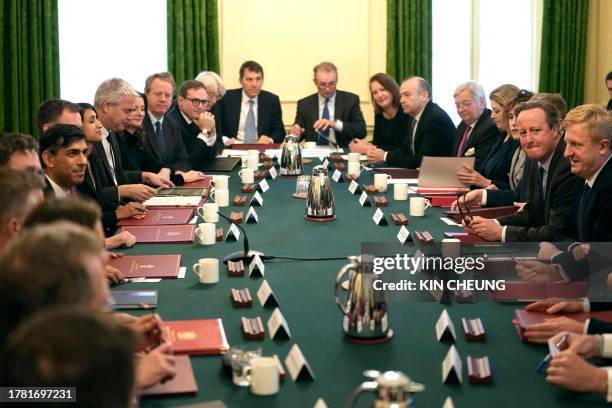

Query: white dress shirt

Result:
[100,127,117,185]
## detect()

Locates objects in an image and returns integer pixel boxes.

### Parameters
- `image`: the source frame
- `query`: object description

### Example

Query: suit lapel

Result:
[94,142,114,182]
[543,138,566,217]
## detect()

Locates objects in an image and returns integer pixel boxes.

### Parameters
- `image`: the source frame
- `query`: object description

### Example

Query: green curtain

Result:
[167,0,220,87]
[539,0,589,109]
[386,0,432,85]
[0,0,59,136]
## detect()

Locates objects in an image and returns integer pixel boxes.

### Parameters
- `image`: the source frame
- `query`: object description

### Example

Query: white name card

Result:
[372,208,388,226]
[249,254,265,278]
[225,224,241,242]
[436,309,457,342]
[267,307,291,339]
[257,279,279,307]
[348,180,361,195]
[268,166,278,180]
[442,345,462,383]
[285,344,315,381]
[397,226,410,245]
[359,191,371,207]
[246,206,259,224]
[258,179,270,193]
[332,169,344,183]
[250,191,264,207]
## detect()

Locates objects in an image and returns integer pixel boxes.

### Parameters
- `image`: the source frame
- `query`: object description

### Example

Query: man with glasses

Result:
[216,60,285,145]
[167,80,223,170]
[452,81,499,172]
[290,61,366,147]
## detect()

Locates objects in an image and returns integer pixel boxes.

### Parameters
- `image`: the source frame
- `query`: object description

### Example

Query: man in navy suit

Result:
[367,76,455,168]
[290,61,366,148]
[216,61,285,144]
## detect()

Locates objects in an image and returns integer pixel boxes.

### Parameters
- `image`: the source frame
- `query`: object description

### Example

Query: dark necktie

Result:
[577,184,591,241]
[538,165,546,198]
[456,125,471,156]
[407,120,417,155]
[155,121,168,162]
[319,98,330,145]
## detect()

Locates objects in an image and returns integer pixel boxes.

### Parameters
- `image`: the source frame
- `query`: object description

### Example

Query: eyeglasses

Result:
[186,98,209,107]
[455,100,475,109]
[316,82,337,90]
[456,192,472,225]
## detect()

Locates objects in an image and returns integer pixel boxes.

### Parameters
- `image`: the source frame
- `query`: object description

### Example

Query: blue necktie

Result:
[577,184,591,241]
[155,121,168,162]
[538,165,546,198]
[319,98,330,145]
[245,99,257,143]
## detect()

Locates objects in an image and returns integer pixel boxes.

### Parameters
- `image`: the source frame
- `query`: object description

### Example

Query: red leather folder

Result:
[182,176,213,189]
[117,209,194,226]
[140,355,198,396]
[513,309,612,342]
[231,143,280,152]
[163,319,230,355]
[425,195,457,207]
[443,205,519,223]
[108,255,181,278]
[489,281,589,302]
[119,225,195,243]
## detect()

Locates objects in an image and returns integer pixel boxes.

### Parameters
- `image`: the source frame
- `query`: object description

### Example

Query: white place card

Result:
[313,398,328,408]
[285,344,315,381]
[250,191,264,207]
[440,217,462,227]
[267,308,291,339]
[268,166,278,180]
[257,280,279,307]
[442,345,462,383]
[177,267,186,279]
[358,191,371,207]
[246,206,259,224]
[225,224,240,242]
[321,158,330,169]
[332,169,344,183]
[436,309,457,342]
[397,226,410,245]
[348,180,361,195]
[372,208,388,226]
[249,254,265,278]
[443,397,455,408]
[258,179,270,193]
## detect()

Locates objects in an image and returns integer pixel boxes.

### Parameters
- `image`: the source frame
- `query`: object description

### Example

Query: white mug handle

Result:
[238,169,244,177]
[196,228,204,238]
[386,175,392,180]
[424,199,431,210]
[210,191,216,201]
[192,264,201,277]
[197,207,205,217]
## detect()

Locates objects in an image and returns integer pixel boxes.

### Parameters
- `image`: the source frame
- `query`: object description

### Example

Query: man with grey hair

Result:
[452,81,499,172]
[93,78,170,206]
[291,61,366,147]
[367,76,455,168]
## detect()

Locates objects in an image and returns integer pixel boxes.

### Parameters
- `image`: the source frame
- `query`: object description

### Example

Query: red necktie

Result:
[456,125,471,157]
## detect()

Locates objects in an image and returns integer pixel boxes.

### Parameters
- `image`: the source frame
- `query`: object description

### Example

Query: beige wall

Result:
[218,0,387,135]
[584,0,612,106]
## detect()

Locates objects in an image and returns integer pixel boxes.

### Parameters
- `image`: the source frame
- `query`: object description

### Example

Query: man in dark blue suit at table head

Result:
[166,80,222,170]
[366,76,455,168]
[216,60,285,145]
[290,61,366,148]
[452,81,499,172]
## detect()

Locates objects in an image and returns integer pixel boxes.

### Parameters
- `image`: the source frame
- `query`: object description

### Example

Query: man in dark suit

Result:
[216,61,285,144]
[367,76,455,168]
[452,81,499,172]
[166,80,223,171]
[290,61,366,147]
[468,101,577,242]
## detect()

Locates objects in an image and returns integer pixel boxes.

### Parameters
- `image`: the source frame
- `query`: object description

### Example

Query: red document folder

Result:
[163,319,230,355]
[108,255,181,278]
[513,309,612,342]
[140,355,198,396]
[119,225,196,243]
[182,176,213,189]
[489,281,589,302]
[117,209,194,226]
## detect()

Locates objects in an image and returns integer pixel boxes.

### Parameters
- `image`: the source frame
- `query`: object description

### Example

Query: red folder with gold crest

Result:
[163,319,230,355]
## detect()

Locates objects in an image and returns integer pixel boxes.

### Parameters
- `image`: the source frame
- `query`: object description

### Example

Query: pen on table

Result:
[535,332,569,372]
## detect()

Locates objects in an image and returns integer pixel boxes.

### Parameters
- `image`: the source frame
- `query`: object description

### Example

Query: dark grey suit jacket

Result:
[142,113,191,172]
[452,108,500,172]
[294,90,366,147]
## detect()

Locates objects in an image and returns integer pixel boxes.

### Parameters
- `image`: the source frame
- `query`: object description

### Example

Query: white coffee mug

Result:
[409,196,431,217]
[347,152,361,163]
[394,183,409,201]
[374,173,391,192]
[212,175,230,190]
[192,258,219,284]
[239,168,255,184]
[348,161,361,178]
[245,357,279,396]
[197,203,219,223]
[304,141,317,150]
[248,150,260,170]
[211,189,229,207]
[196,223,216,245]
[442,238,461,259]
